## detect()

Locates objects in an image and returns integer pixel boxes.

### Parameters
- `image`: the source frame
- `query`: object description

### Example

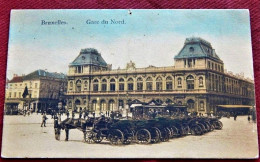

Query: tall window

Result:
[101,79,107,91]
[119,78,124,91]
[186,75,194,89]
[84,81,88,90]
[146,77,153,91]
[118,100,124,108]
[92,100,97,110]
[137,77,143,91]
[127,78,134,91]
[177,77,182,88]
[199,77,204,87]
[156,77,162,91]
[93,79,99,92]
[200,101,204,110]
[110,79,115,91]
[35,83,38,88]
[166,76,173,90]
[100,100,106,111]
[109,100,115,111]
[76,80,82,92]
[69,81,73,89]
[187,99,195,110]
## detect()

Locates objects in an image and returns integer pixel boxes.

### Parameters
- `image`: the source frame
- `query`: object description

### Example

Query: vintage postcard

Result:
[1,9,258,158]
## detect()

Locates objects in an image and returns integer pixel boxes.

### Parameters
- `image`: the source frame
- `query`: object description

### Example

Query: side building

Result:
[65,37,254,114]
[5,70,67,114]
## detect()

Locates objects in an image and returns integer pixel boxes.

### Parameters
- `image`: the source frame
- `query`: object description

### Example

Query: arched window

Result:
[93,79,99,92]
[108,100,115,111]
[92,100,97,111]
[146,77,153,91]
[186,75,194,89]
[101,79,107,91]
[110,78,115,91]
[166,98,173,104]
[156,99,163,104]
[199,77,204,87]
[127,78,134,91]
[137,77,143,91]
[119,78,124,91]
[75,99,81,105]
[100,100,106,111]
[76,80,81,92]
[166,76,173,90]
[156,77,162,91]
[177,77,182,88]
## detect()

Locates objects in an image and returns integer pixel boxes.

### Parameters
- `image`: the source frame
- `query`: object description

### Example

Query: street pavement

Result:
[1,114,259,158]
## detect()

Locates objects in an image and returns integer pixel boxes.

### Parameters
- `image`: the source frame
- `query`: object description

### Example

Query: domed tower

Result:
[174,37,224,71]
[68,48,109,75]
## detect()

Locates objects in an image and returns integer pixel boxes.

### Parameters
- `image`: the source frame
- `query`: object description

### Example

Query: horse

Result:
[54,117,95,141]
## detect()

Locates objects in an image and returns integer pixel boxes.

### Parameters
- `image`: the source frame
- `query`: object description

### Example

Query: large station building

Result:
[66,37,255,114]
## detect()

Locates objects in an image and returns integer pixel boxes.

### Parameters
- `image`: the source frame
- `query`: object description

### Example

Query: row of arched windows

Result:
[69,75,204,92]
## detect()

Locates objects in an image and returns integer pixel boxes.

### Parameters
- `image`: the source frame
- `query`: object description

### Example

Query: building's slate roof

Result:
[70,48,108,67]
[174,37,222,62]
[23,70,66,80]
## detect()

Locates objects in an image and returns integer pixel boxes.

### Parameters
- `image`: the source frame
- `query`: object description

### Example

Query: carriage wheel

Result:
[136,129,151,144]
[218,121,223,129]
[214,121,223,130]
[161,128,170,142]
[191,125,203,135]
[123,129,135,145]
[170,126,179,138]
[93,132,103,143]
[181,125,190,136]
[150,127,160,143]
[197,123,206,134]
[85,131,95,144]
[108,129,124,145]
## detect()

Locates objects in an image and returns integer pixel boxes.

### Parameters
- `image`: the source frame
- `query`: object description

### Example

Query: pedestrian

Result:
[84,110,89,119]
[248,115,251,122]
[106,111,108,117]
[234,114,237,121]
[41,112,48,127]
[108,111,110,117]
[72,111,75,119]
[66,110,69,118]
[79,110,82,119]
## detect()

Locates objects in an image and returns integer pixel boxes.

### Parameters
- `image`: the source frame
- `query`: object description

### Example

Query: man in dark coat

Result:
[41,112,48,127]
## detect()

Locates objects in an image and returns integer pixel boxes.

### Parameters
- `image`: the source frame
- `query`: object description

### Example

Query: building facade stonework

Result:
[66,37,255,114]
[5,70,67,114]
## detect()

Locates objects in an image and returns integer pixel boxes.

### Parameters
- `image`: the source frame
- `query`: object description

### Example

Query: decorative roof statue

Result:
[126,60,136,70]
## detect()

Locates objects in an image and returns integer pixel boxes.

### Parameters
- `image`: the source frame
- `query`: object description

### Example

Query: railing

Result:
[67,66,213,76]
[65,89,208,95]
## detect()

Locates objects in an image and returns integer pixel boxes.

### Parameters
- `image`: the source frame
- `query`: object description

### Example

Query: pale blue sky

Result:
[7,9,254,79]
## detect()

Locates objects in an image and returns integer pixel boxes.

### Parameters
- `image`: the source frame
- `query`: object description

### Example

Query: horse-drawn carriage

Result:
[54,101,223,145]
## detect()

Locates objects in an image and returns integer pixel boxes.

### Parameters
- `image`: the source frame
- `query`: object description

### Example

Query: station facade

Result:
[66,37,255,114]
